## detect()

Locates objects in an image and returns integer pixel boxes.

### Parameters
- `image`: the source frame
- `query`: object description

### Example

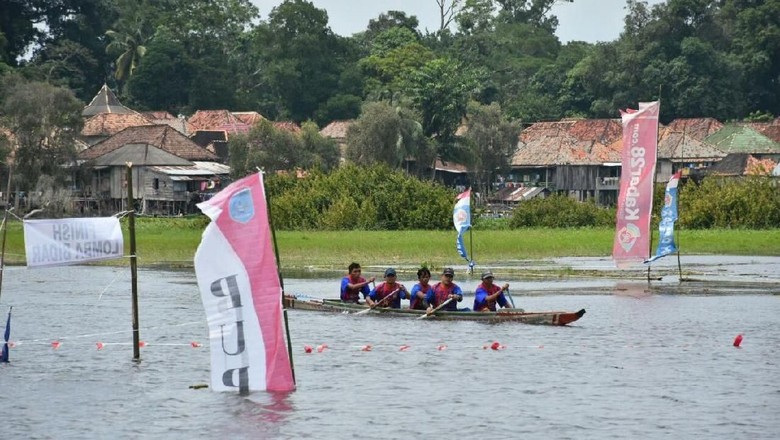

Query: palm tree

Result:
[105,27,148,83]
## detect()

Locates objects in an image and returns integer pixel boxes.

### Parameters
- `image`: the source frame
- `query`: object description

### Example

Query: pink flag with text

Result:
[194,172,295,393]
[613,101,659,268]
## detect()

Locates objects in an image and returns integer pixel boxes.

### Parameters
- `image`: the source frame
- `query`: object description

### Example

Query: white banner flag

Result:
[24,217,124,268]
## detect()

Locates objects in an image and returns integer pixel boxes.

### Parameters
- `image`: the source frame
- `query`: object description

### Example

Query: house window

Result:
[153,178,159,190]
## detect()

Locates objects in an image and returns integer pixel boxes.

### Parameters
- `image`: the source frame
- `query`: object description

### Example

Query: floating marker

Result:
[360,344,372,352]
[317,344,328,353]
[437,345,447,351]
[304,345,313,353]
[8,342,15,348]
[490,341,505,351]
[733,334,743,348]
[139,341,147,348]
[399,345,410,352]
[51,341,61,349]
[190,341,202,348]
[96,342,104,350]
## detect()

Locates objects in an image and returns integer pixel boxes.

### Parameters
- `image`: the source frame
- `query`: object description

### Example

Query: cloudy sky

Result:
[250,0,666,43]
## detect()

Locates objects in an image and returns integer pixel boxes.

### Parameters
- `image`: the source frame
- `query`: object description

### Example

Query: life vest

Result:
[342,276,366,303]
[374,282,401,308]
[477,283,502,312]
[432,282,458,311]
[410,284,431,310]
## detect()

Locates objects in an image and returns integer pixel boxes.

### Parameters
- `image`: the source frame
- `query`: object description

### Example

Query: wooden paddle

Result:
[502,285,515,308]
[354,288,400,315]
[418,297,454,319]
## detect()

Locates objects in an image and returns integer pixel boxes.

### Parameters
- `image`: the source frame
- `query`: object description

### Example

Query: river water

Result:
[1,264,778,439]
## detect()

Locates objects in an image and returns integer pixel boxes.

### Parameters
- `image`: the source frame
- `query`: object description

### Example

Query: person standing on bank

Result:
[409,267,433,310]
[425,267,463,312]
[340,262,375,303]
[473,271,512,312]
[367,268,408,309]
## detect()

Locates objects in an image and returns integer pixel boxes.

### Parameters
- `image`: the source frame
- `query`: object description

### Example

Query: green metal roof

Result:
[704,125,780,154]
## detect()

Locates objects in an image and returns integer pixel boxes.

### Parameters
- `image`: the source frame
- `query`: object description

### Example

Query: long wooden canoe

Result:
[283,294,585,325]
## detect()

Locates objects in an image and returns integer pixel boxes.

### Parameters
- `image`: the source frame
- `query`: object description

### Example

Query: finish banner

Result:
[194,172,295,393]
[613,101,659,268]
[23,217,124,268]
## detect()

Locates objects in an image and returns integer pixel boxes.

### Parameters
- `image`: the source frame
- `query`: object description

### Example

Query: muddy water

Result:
[1,263,778,439]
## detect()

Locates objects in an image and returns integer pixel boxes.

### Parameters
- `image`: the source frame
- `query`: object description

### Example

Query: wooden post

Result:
[0,166,12,304]
[126,163,140,361]
[264,173,295,384]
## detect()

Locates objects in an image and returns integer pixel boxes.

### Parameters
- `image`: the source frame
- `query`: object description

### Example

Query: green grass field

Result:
[3,219,778,269]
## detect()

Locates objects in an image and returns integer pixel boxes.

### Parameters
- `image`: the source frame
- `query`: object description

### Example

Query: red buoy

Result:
[490,341,501,351]
[316,344,328,353]
[96,342,104,350]
[303,345,313,353]
[361,344,373,352]
[733,334,743,348]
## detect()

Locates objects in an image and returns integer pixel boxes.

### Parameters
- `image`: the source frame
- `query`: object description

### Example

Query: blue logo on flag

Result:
[228,188,254,224]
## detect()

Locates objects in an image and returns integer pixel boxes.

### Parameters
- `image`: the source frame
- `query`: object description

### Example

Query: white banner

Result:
[24,217,124,268]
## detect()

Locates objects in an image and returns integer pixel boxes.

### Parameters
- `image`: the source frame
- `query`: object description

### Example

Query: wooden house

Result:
[77,125,229,215]
[511,119,623,206]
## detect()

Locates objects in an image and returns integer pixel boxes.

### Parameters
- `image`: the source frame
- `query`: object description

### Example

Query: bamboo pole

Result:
[0,166,13,304]
[264,172,295,385]
[126,163,140,361]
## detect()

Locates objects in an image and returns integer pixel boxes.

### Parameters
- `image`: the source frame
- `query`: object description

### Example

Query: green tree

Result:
[461,101,520,194]
[404,57,480,158]
[0,76,83,202]
[345,101,404,166]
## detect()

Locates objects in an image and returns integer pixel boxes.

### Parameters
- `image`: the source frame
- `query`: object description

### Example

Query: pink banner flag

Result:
[613,101,660,268]
[195,172,295,393]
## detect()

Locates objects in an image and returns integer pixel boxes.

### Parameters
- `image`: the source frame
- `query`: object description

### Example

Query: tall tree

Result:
[0,76,83,200]
[460,101,520,194]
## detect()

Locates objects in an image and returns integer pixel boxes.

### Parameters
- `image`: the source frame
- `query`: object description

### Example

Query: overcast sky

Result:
[250,0,666,43]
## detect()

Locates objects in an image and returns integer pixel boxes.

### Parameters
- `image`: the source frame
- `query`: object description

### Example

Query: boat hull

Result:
[283,295,585,325]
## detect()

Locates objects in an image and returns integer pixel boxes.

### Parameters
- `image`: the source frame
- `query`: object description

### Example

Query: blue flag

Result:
[453,189,473,267]
[645,172,681,264]
[1,307,10,363]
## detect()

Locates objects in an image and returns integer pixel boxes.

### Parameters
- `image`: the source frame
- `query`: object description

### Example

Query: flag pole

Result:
[126,163,140,361]
[647,87,662,284]
[0,165,13,304]
[469,189,474,274]
[263,172,295,385]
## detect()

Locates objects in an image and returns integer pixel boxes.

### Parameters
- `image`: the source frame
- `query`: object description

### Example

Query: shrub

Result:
[508,195,615,228]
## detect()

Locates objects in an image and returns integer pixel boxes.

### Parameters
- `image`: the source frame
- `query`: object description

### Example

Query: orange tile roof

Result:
[81,112,154,137]
[188,110,265,133]
[78,125,218,161]
[665,118,723,140]
[320,120,354,139]
[273,121,302,133]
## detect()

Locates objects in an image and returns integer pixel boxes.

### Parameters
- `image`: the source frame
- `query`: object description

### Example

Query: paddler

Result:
[425,267,463,312]
[340,262,375,303]
[367,268,408,309]
[473,270,512,312]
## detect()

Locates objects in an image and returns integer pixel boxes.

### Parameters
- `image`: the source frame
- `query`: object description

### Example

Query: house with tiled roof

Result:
[78,125,228,215]
[705,125,780,157]
[664,118,723,141]
[707,153,778,177]
[511,119,623,205]
[80,112,154,146]
[320,120,355,163]
[141,111,191,135]
[653,126,727,181]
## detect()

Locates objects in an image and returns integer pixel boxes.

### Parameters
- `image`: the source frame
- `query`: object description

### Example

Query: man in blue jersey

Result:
[473,271,511,312]
[368,268,408,309]
[408,267,433,310]
[340,262,375,303]
[425,267,463,312]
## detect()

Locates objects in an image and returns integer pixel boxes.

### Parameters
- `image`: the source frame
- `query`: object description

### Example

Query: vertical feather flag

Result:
[1,307,10,363]
[453,189,472,265]
[194,172,295,393]
[613,101,660,268]
[645,171,681,264]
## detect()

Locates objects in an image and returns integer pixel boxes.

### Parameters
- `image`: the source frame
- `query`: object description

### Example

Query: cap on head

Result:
[481,271,494,280]
[384,268,397,277]
[442,267,455,276]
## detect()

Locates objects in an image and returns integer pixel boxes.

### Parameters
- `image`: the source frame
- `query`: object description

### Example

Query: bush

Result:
[679,176,780,229]
[508,195,615,228]
[265,164,454,230]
